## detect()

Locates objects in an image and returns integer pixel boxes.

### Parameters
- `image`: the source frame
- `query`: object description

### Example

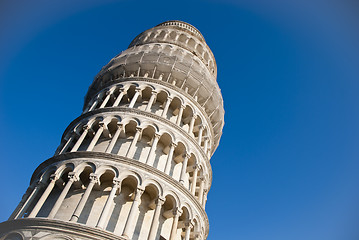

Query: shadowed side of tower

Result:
[0,21,224,240]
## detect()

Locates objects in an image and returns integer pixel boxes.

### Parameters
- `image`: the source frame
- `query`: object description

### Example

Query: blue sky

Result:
[1,0,359,239]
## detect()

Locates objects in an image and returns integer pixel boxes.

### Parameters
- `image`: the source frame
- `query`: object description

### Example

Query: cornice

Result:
[0,218,126,240]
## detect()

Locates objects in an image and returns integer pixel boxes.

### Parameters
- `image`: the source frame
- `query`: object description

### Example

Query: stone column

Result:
[129,88,141,108]
[86,122,104,151]
[28,174,58,218]
[112,88,125,107]
[48,172,78,219]
[12,181,44,219]
[71,125,89,152]
[188,114,197,134]
[164,143,177,175]
[202,190,208,208]
[8,186,34,220]
[161,97,172,117]
[190,166,198,195]
[126,127,142,158]
[99,90,112,108]
[96,178,121,229]
[147,197,165,240]
[176,105,185,125]
[122,187,145,238]
[179,154,190,184]
[197,126,204,145]
[105,123,123,153]
[88,97,100,111]
[169,208,182,240]
[146,134,160,165]
[184,221,193,240]
[203,137,209,153]
[58,133,75,154]
[145,91,157,111]
[198,177,205,204]
[70,173,98,222]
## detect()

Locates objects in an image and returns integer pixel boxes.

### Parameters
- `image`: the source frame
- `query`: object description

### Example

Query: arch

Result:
[142,178,163,197]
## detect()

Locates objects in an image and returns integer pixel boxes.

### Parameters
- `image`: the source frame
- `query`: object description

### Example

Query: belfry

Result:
[0,21,224,240]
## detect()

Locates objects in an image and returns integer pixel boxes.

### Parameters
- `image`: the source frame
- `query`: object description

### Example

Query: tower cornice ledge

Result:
[0,218,126,240]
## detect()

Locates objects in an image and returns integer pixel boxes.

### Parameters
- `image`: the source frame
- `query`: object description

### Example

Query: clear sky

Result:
[1,0,359,239]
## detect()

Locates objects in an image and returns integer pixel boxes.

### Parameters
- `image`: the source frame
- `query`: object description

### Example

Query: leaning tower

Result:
[0,21,224,240]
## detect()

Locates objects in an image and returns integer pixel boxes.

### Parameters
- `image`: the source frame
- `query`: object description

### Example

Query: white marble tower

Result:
[0,21,224,240]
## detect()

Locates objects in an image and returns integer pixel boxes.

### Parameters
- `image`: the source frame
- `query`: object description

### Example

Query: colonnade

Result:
[56,116,209,201]
[83,82,212,154]
[10,164,205,240]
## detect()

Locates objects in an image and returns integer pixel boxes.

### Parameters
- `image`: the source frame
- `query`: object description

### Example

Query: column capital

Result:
[184,153,191,160]
[156,196,166,206]
[49,174,58,182]
[135,127,143,133]
[184,220,194,229]
[68,172,79,182]
[135,87,142,92]
[89,173,99,183]
[151,90,158,95]
[154,133,161,139]
[112,178,121,186]
[180,104,186,109]
[98,122,105,127]
[170,142,177,148]
[192,164,199,170]
[173,207,182,216]
[116,122,123,128]
[82,125,89,131]
[166,96,173,101]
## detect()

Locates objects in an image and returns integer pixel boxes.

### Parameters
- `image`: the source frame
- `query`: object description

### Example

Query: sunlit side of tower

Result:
[0,21,224,240]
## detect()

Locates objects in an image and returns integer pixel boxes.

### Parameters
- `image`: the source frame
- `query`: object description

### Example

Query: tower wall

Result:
[0,21,224,240]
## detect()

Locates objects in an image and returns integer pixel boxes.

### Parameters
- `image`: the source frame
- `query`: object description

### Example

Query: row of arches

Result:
[11,162,207,240]
[56,115,210,201]
[83,82,213,155]
[129,27,215,75]
[88,44,225,147]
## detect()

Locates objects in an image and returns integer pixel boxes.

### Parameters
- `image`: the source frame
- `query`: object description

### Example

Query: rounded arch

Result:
[141,178,163,197]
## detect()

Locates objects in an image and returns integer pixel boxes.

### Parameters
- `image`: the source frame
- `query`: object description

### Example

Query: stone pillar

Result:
[129,88,141,108]
[179,154,190,184]
[70,173,98,222]
[12,181,44,219]
[145,91,157,111]
[99,90,112,108]
[48,172,78,219]
[126,127,142,158]
[146,134,160,165]
[58,133,75,154]
[105,123,122,153]
[176,105,185,125]
[8,186,34,220]
[88,97,100,111]
[28,174,58,218]
[161,97,172,117]
[147,197,165,240]
[198,177,205,204]
[96,178,121,229]
[191,166,198,195]
[122,187,145,238]
[202,190,208,208]
[164,143,177,175]
[184,221,193,240]
[203,137,209,153]
[188,114,197,134]
[71,125,89,152]
[112,88,125,107]
[197,126,204,145]
[169,208,182,240]
[86,122,104,151]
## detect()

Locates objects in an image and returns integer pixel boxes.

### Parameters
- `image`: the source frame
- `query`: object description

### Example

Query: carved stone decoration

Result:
[0,21,224,240]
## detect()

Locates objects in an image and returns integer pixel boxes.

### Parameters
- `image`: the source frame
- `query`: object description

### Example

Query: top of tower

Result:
[155,20,205,42]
